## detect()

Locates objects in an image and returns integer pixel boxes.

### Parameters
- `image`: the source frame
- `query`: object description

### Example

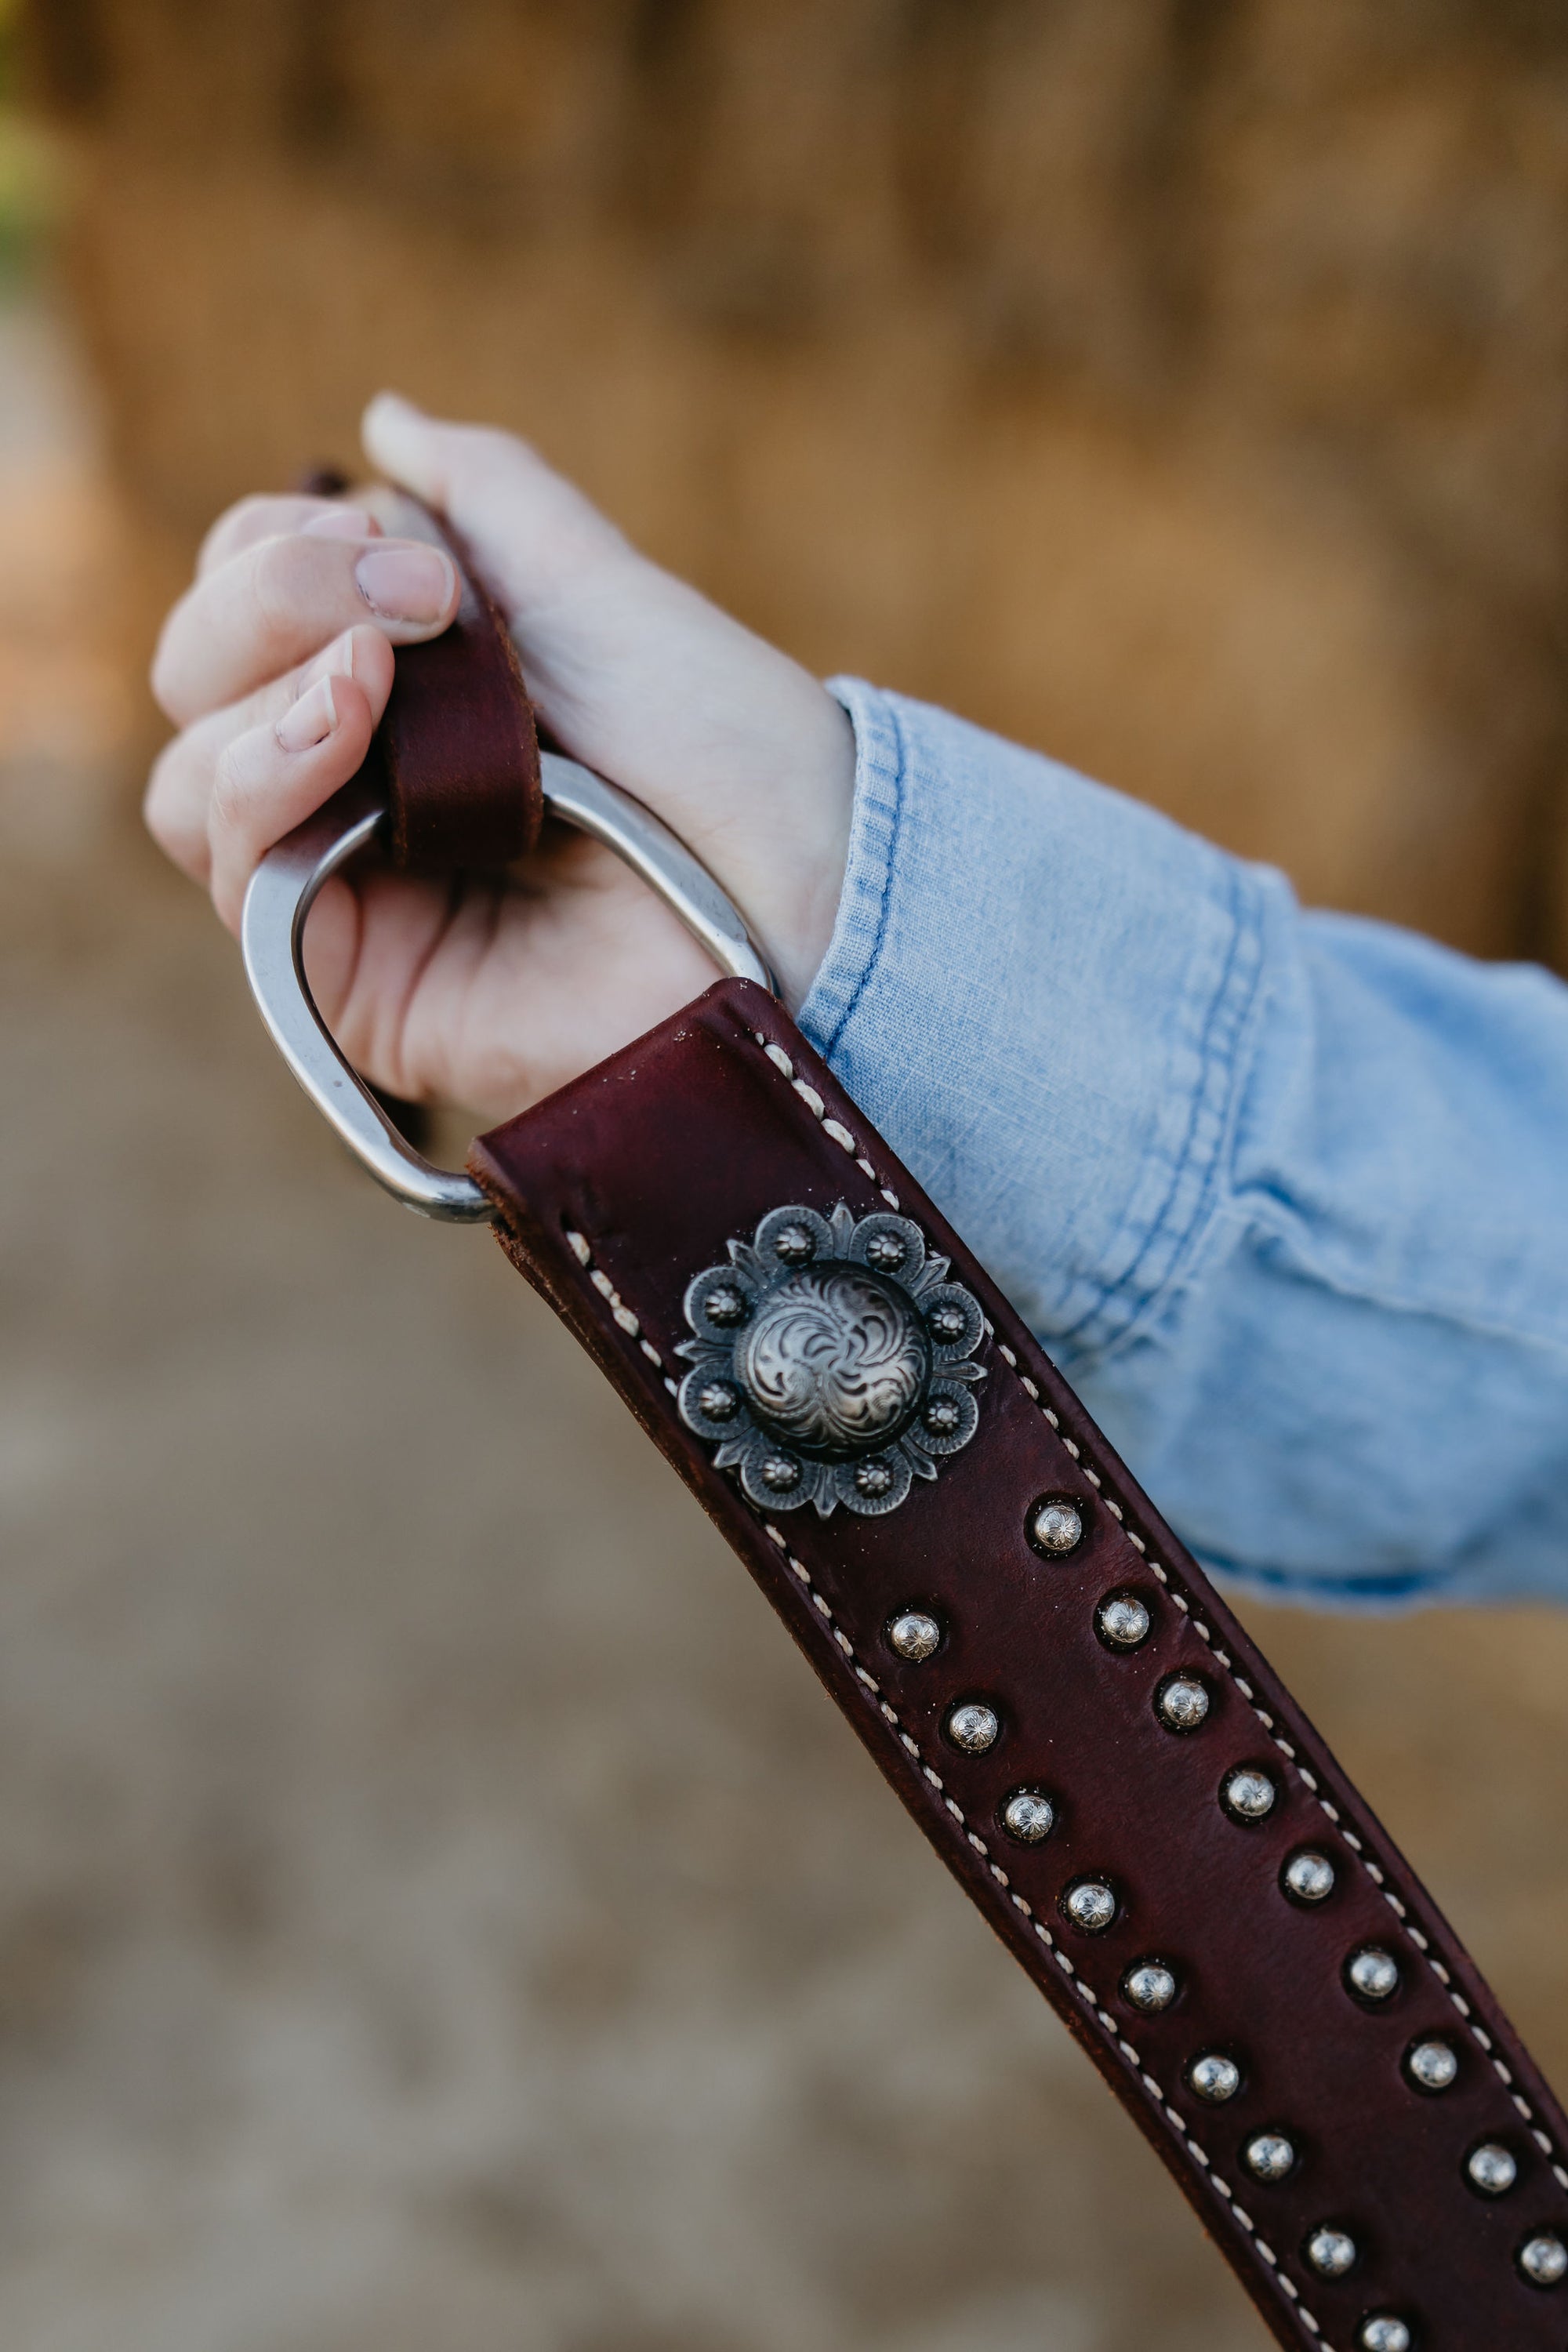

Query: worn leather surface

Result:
[372,491,541,873]
[304,480,543,874]
[471,979,1568,2352]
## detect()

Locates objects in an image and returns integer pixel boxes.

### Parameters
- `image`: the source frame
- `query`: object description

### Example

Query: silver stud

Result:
[1305,2226,1358,2278]
[855,1460,895,1498]
[1123,1961,1178,2013]
[1030,1498,1083,1555]
[946,1701,999,1755]
[1188,2053,1242,2103]
[1358,2320,1411,2352]
[1466,2141,1518,2197]
[1098,1594,1151,1648]
[759,1451,801,1491]
[773,1221,817,1265]
[888,1610,941,1663]
[1064,1879,1117,1933]
[1000,1789,1055,1844]
[1519,2232,1568,2287]
[1223,1767,1277,1822]
[1346,1947,1401,2002]
[703,1282,749,1326]
[1283,1849,1336,1904]
[1156,1675,1210,1733]
[1404,2038,1457,2092]
[1244,2132,1297,2183]
[927,1300,969,1343]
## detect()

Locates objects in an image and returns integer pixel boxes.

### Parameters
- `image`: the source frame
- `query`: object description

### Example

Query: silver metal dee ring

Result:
[239,751,779,1221]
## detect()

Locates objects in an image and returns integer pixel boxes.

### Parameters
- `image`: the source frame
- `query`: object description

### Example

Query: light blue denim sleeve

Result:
[799,679,1568,1608]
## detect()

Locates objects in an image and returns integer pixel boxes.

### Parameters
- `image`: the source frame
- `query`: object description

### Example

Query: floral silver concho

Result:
[675,1202,986,1516]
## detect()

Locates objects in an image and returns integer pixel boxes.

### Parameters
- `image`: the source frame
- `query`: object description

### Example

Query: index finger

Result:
[198,493,387,578]
[153,528,459,727]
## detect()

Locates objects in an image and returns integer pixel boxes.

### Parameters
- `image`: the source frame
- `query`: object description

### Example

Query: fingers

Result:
[198,492,383,578]
[152,521,458,726]
[360,393,855,1007]
[361,391,633,622]
[202,668,378,933]
[145,624,394,887]
[145,625,389,931]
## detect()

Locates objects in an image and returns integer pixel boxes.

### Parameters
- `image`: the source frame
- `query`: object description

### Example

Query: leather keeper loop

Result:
[299,472,543,876]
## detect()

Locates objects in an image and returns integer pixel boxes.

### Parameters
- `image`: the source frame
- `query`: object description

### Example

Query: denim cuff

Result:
[800,679,1281,1374]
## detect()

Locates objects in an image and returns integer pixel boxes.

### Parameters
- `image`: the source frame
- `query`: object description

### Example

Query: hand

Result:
[144,394,855,1119]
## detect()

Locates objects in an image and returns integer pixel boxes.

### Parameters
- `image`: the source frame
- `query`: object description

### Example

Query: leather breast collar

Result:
[240,495,1568,2352]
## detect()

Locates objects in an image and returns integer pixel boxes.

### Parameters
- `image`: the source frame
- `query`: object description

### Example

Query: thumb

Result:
[360,394,854,1009]
[360,392,633,623]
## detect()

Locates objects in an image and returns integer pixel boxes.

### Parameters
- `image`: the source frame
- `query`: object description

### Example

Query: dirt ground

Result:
[2,286,1568,2352]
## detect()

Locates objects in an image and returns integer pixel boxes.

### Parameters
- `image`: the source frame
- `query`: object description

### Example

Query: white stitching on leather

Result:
[560,1039,1564,2336]
[762,1502,1319,2334]
[762,1036,900,1207]
[743,1535,1279,2237]
[569,1231,666,1367]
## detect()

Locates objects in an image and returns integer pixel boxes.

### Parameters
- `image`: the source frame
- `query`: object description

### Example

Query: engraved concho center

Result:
[675,1199,985,1518]
[735,1264,931,1460]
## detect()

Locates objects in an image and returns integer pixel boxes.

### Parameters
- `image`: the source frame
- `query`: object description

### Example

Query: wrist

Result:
[750,684,855,1007]
[506,550,855,1009]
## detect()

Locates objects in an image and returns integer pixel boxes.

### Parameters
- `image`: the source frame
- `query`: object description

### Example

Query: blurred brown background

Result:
[2,5,1567,2348]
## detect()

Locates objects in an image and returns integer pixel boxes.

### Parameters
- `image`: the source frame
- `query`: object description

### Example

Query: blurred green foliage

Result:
[0,0,63,281]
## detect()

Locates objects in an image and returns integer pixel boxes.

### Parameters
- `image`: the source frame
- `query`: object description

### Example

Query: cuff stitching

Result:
[802,678,906,1062]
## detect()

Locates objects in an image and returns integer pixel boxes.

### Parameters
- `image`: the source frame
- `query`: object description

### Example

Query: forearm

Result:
[801,681,1568,1606]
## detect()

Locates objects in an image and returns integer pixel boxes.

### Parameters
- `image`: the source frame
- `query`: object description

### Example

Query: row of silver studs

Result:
[903,1574,1568,2318]
[943,1147,1568,2148]
[1083,1541,1564,2289]
[906,1567,1568,2318]
[575,1037,1568,2347]
[1094,1561,1567,2278]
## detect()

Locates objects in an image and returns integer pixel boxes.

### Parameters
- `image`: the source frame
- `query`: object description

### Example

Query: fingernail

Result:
[302,505,377,541]
[354,543,453,624]
[276,674,339,753]
[303,628,360,688]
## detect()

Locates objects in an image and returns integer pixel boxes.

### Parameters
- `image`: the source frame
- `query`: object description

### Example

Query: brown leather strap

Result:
[468,979,1568,2352]
[299,473,543,874]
